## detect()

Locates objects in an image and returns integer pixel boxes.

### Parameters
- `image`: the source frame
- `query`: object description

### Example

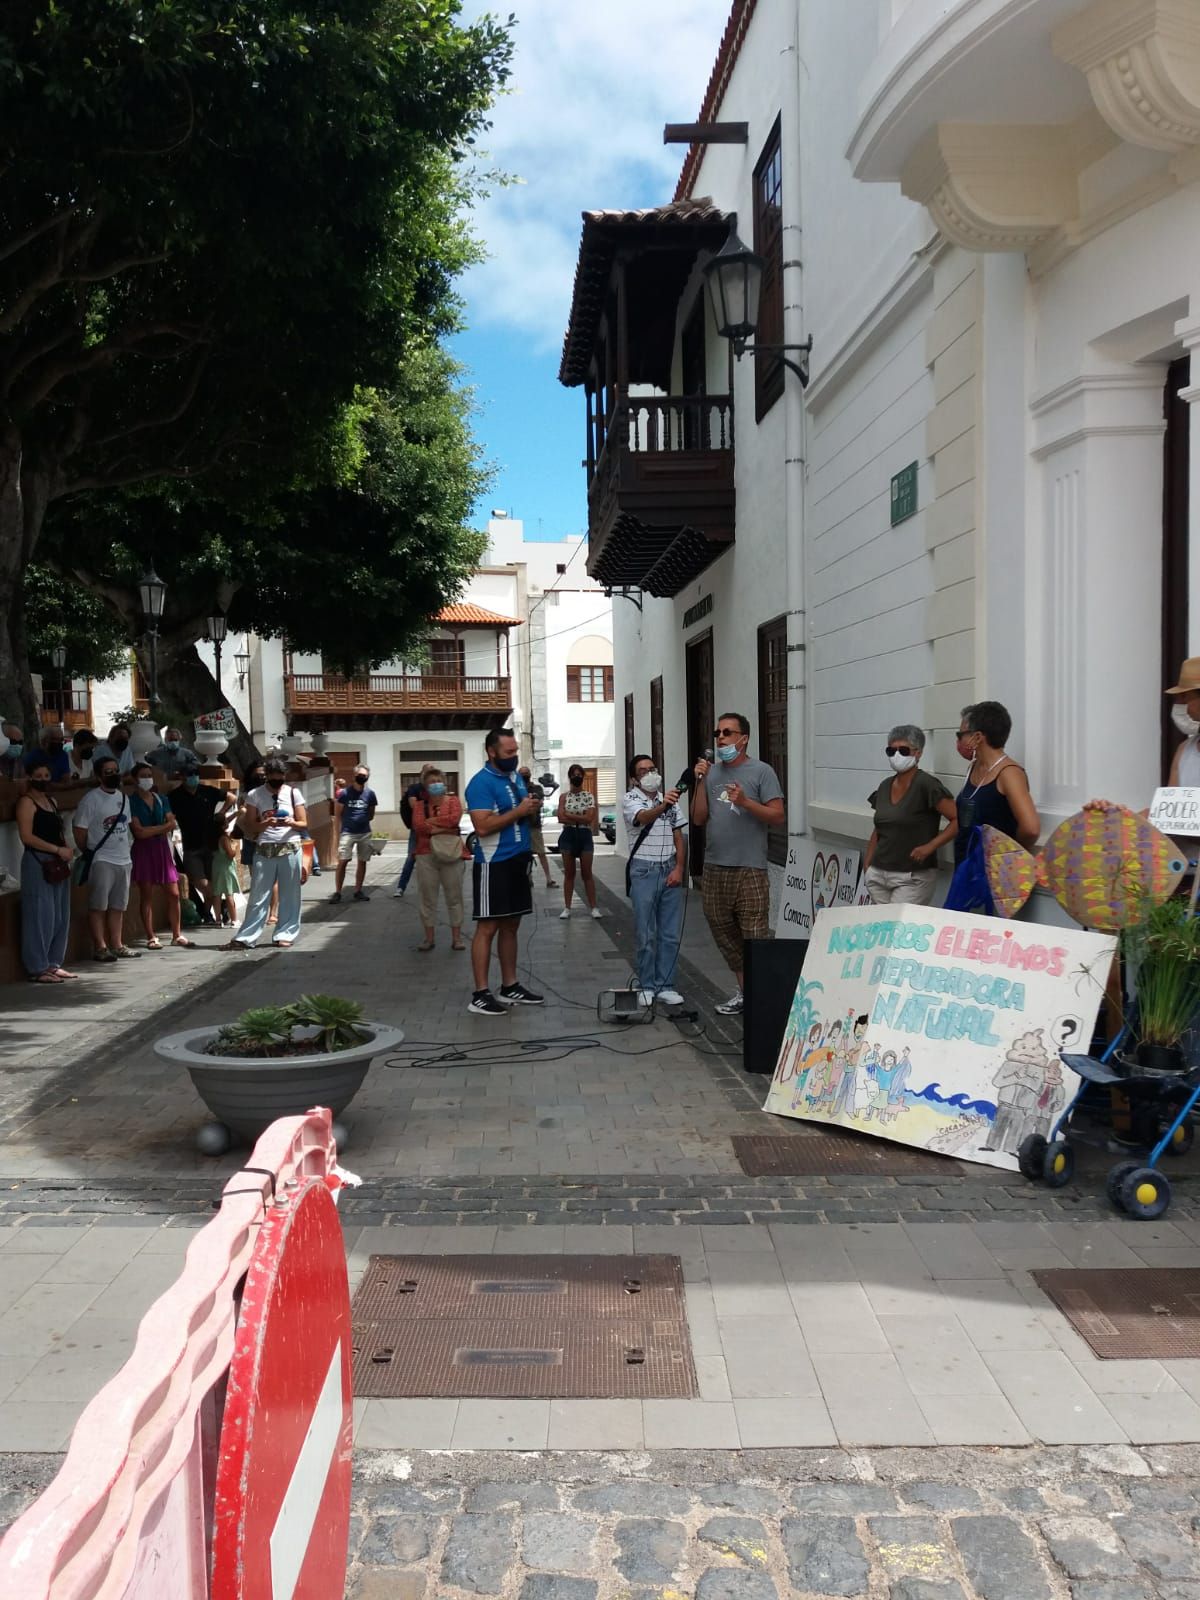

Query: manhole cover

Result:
[352,1255,698,1399]
[733,1132,963,1177]
[1033,1268,1200,1359]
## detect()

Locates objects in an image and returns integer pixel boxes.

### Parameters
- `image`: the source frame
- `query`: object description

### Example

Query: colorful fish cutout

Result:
[980,810,1187,931]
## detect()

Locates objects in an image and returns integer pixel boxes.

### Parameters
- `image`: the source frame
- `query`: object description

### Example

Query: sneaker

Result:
[468,990,509,1016]
[328,891,342,903]
[311,863,322,876]
[715,991,744,1016]
[499,982,545,1006]
[393,888,405,898]
[353,889,369,902]
[590,907,603,919]
[637,990,656,1008]
[93,948,118,964]
[559,908,571,920]
[656,988,685,1007]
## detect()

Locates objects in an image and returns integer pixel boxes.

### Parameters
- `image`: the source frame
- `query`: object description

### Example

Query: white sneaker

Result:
[392,889,404,899]
[656,988,684,1007]
[590,907,603,919]
[637,990,655,1007]
[559,908,571,920]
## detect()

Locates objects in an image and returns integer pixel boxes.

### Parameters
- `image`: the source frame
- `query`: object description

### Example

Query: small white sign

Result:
[195,707,239,740]
[1149,786,1200,837]
[777,841,863,939]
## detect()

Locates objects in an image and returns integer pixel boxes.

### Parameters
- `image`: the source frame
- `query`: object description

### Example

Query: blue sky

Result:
[455,0,733,540]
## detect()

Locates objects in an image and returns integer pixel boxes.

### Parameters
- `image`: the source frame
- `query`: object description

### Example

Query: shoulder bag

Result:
[625,799,677,896]
[33,797,71,884]
[74,793,128,885]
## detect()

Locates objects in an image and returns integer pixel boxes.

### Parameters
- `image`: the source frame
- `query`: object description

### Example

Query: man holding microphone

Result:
[623,754,687,1007]
[466,727,545,1015]
[692,712,785,1016]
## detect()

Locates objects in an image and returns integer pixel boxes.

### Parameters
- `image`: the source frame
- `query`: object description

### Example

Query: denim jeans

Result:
[397,831,417,892]
[629,858,683,993]
[236,849,303,945]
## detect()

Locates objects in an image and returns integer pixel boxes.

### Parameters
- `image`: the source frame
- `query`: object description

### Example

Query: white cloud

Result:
[459,0,732,350]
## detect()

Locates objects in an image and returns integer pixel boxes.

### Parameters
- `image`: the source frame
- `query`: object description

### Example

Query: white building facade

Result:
[561,0,1200,922]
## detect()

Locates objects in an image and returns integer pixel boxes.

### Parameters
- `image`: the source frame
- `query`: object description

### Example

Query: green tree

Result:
[23,563,129,686]
[0,0,512,728]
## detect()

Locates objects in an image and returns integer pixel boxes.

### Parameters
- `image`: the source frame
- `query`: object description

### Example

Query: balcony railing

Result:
[284,673,512,713]
[40,686,93,733]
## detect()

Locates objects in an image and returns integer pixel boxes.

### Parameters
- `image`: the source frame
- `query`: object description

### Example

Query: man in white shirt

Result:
[66,728,95,783]
[72,752,139,962]
[621,753,687,1007]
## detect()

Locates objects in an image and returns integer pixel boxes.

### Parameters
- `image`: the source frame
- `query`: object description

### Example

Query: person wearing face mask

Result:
[331,765,378,903]
[72,755,139,962]
[863,724,957,905]
[556,764,602,920]
[16,759,77,982]
[129,763,190,948]
[622,754,686,1006]
[171,765,228,924]
[0,722,28,782]
[1166,658,1200,788]
[518,766,558,889]
[224,758,308,949]
[464,726,543,1014]
[66,728,96,783]
[952,701,1040,865]
[147,726,198,777]
[91,723,136,775]
[410,766,467,951]
[237,762,266,882]
[24,725,70,783]
[692,712,786,1016]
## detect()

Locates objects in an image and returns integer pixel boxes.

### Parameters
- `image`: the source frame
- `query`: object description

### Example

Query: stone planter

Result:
[128,719,160,760]
[154,1021,405,1153]
[194,728,230,764]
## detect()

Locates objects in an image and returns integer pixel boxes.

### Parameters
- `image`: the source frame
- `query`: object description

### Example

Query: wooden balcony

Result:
[40,685,94,734]
[587,394,735,598]
[283,673,513,732]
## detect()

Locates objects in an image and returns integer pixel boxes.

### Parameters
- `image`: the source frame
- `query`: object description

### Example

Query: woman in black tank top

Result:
[953,700,1041,866]
[16,757,76,982]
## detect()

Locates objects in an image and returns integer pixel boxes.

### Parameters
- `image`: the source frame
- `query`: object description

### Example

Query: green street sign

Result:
[891,461,918,526]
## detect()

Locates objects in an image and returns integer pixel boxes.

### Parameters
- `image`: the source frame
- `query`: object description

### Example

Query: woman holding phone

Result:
[224,758,308,949]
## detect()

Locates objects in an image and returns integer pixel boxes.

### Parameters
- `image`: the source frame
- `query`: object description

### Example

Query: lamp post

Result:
[50,644,67,734]
[234,645,250,690]
[137,564,167,714]
[703,231,813,386]
[206,608,228,696]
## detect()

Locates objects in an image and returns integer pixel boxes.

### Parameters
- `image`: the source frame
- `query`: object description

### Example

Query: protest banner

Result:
[764,904,1116,1171]
[1148,787,1200,837]
[777,841,863,939]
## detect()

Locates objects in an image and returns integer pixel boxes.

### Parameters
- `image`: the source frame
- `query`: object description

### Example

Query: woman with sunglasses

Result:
[863,724,957,905]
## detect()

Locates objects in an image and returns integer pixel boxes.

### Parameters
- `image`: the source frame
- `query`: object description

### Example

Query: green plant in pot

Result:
[1119,896,1200,1072]
[206,995,368,1059]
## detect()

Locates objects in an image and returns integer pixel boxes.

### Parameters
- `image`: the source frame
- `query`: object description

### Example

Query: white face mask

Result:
[639,771,662,794]
[1172,702,1200,738]
[137,776,154,791]
[888,752,917,774]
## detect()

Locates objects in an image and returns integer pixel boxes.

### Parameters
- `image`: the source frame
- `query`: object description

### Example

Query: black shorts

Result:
[558,824,594,857]
[473,853,533,921]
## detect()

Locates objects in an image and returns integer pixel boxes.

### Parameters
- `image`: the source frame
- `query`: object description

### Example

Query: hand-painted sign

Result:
[764,904,1115,1171]
[777,841,863,939]
[1149,787,1200,837]
[195,707,239,740]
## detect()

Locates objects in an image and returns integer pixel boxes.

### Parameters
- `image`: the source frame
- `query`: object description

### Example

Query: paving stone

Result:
[612,1519,687,1585]
[889,1584,968,1600]
[952,1516,1052,1600]
[522,1514,595,1574]
[695,1570,780,1600]
[698,1485,784,1514]
[1068,1585,1154,1600]
[1128,1482,1199,1511]
[790,1482,898,1514]
[781,1515,869,1597]
[348,1572,425,1600]
[902,1482,982,1512]
[358,1516,431,1565]
[1040,1518,1138,1580]
[573,1483,692,1517]
[1114,1515,1200,1580]
[697,1516,770,1567]
[440,1513,516,1595]
[466,1482,558,1512]
[1057,1480,1124,1513]
[869,1516,955,1581]
[517,1579,597,1600]
[1160,1586,1200,1600]
[995,1486,1047,1513]
[367,1484,462,1513]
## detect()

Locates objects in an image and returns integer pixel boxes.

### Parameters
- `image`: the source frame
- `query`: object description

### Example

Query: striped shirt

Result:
[621,788,682,865]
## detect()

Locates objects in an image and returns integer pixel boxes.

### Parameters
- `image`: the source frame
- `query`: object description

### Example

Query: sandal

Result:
[272,939,293,948]
[221,940,252,952]
[451,942,466,952]
[53,969,79,979]
[114,947,143,958]
[146,937,162,950]
[416,940,435,952]
[171,937,195,948]
[31,971,64,984]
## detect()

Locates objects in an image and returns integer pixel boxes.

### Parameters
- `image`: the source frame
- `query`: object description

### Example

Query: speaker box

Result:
[742,937,810,1075]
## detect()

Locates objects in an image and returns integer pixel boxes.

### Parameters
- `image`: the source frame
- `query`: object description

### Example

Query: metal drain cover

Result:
[351,1254,698,1399]
[733,1132,962,1177]
[1033,1268,1200,1359]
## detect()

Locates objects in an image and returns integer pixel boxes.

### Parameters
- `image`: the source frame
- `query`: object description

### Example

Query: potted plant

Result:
[154,993,404,1154]
[1120,896,1200,1073]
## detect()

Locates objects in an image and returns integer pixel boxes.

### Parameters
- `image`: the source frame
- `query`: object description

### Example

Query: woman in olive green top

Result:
[864,724,958,905]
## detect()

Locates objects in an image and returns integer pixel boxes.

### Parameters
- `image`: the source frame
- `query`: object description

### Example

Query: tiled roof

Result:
[435,603,522,627]
[675,0,759,202]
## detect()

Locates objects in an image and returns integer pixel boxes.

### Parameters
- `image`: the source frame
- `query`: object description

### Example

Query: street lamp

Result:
[703,231,813,386]
[206,608,228,696]
[137,564,167,713]
[234,645,250,689]
[50,644,67,735]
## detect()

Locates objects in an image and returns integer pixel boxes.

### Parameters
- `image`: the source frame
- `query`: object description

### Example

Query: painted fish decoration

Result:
[980,810,1187,931]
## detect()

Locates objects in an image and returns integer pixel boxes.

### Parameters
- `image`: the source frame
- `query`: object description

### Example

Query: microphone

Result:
[676,751,714,793]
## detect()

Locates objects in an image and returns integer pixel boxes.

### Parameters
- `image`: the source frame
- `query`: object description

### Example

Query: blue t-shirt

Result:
[465,765,530,863]
[337,785,377,834]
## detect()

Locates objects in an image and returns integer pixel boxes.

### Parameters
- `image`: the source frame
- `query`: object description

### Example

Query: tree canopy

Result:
[0,0,512,725]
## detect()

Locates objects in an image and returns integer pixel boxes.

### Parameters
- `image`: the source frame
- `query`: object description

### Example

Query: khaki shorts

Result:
[88,858,132,912]
[337,832,372,862]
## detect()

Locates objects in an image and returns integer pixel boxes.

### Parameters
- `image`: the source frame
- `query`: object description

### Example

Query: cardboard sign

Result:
[195,707,239,740]
[1149,787,1200,838]
[777,841,863,939]
[764,904,1115,1172]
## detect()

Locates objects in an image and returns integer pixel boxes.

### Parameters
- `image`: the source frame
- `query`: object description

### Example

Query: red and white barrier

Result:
[0,1109,353,1600]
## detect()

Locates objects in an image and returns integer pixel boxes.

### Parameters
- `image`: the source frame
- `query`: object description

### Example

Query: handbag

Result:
[75,793,127,886]
[431,830,465,863]
[40,854,72,885]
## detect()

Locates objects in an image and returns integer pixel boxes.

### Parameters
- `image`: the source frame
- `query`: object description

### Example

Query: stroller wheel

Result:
[1018,1134,1048,1181]
[1163,1120,1195,1157]
[1106,1160,1141,1211]
[1042,1139,1074,1188]
[1120,1166,1172,1221]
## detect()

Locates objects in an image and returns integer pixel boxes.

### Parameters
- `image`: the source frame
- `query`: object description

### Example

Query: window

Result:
[624,693,635,778]
[650,677,664,779]
[567,665,614,703]
[429,638,465,680]
[757,615,788,866]
[752,119,784,422]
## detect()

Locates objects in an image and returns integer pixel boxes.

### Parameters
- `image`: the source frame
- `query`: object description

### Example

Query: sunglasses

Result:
[714,729,742,740]
[885,745,914,758]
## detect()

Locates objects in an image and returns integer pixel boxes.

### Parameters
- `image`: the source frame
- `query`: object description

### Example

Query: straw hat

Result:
[1166,657,1200,694]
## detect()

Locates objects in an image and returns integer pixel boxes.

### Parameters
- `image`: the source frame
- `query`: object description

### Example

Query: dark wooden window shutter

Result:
[753,119,784,423]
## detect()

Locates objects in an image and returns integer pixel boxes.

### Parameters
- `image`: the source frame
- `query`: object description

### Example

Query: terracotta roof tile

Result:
[435,603,522,627]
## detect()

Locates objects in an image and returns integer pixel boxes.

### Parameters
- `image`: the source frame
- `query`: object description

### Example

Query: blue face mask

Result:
[185,775,200,790]
[716,743,740,763]
[7,742,22,759]
[427,782,447,797]
[494,754,519,773]
[165,740,180,752]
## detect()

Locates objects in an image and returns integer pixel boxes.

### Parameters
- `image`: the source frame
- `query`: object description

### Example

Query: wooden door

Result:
[582,766,599,832]
[685,630,714,881]
[330,753,362,789]
[1163,357,1190,779]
